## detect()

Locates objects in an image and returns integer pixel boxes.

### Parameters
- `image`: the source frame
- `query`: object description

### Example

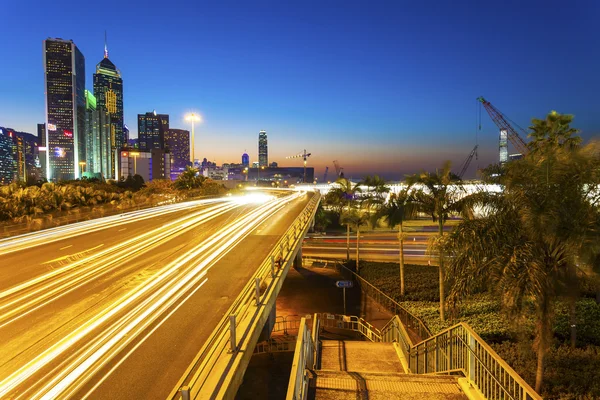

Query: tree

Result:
[441,112,600,392]
[174,167,205,190]
[381,189,417,296]
[359,175,390,229]
[407,161,475,321]
[340,208,368,271]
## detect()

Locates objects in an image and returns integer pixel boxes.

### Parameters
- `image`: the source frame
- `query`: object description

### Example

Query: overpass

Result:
[0,189,320,399]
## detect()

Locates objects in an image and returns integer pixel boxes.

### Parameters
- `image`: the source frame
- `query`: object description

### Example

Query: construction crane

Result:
[333,160,344,179]
[477,97,529,157]
[323,166,329,183]
[458,145,478,179]
[286,149,312,183]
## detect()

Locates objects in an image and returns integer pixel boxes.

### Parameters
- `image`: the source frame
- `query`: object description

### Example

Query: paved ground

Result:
[0,191,312,399]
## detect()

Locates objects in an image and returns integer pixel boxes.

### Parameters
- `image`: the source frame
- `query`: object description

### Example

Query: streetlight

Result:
[257,165,265,185]
[243,167,248,182]
[130,152,140,175]
[79,161,86,178]
[185,113,201,167]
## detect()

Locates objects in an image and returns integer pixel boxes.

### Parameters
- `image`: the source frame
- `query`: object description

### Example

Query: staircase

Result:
[286,313,541,400]
[310,340,467,400]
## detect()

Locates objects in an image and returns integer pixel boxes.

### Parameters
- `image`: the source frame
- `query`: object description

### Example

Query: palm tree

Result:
[359,175,390,228]
[381,189,417,296]
[441,112,600,392]
[340,208,369,271]
[407,161,475,321]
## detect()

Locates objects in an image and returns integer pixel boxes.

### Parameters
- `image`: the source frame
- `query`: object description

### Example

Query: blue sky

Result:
[1,0,598,180]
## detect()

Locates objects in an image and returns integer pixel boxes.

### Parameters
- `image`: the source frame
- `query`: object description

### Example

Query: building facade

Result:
[43,38,86,181]
[164,128,190,180]
[119,149,171,182]
[84,90,113,179]
[138,111,167,151]
[0,127,42,183]
[93,45,124,151]
[242,152,249,167]
[258,130,268,167]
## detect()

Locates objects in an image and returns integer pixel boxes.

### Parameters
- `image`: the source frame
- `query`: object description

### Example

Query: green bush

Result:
[359,261,439,301]
[493,342,600,399]
[554,299,600,346]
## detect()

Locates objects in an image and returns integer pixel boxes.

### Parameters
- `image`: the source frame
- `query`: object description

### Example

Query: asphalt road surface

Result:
[0,190,312,399]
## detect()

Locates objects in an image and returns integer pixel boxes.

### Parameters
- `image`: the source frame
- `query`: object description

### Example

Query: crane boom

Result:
[286,149,312,183]
[458,145,478,179]
[477,97,529,155]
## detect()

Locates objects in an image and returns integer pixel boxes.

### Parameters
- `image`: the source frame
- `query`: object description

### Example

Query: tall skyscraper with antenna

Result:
[93,33,124,163]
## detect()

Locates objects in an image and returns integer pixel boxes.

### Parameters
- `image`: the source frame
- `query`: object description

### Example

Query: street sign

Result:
[335,280,353,289]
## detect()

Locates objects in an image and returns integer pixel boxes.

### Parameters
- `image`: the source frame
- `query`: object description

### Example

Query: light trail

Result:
[0,198,229,256]
[0,191,305,399]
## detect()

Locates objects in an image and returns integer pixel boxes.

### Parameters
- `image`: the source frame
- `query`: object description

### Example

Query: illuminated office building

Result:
[164,128,189,179]
[43,38,86,180]
[93,40,124,151]
[84,90,113,178]
[138,111,168,151]
[258,130,268,167]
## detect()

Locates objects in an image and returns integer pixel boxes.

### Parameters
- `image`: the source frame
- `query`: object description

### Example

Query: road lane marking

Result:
[42,244,105,265]
[118,228,127,232]
[59,245,73,250]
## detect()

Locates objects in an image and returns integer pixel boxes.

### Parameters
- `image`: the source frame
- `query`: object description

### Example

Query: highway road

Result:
[0,190,312,399]
[302,232,431,263]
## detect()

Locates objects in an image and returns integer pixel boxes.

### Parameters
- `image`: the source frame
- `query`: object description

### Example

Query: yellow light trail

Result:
[0,191,305,399]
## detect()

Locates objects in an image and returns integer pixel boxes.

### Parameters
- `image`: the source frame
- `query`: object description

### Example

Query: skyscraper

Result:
[164,128,190,179]
[37,123,46,147]
[138,111,167,151]
[0,128,14,184]
[43,38,86,180]
[84,90,112,178]
[258,130,268,167]
[93,38,124,151]
[242,152,249,167]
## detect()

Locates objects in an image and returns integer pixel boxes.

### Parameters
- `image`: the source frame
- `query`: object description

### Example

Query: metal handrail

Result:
[304,258,431,342]
[286,318,314,400]
[409,323,541,400]
[169,191,321,399]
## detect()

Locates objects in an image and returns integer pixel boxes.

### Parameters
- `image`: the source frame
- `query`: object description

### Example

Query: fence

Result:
[304,257,431,343]
[409,323,541,400]
[286,318,315,400]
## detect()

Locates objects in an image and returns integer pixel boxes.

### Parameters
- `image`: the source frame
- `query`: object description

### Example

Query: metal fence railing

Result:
[286,318,314,400]
[304,257,431,343]
[409,323,541,400]
[169,191,321,400]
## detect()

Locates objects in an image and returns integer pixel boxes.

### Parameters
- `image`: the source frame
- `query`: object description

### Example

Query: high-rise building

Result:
[164,128,190,180]
[123,124,130,143]
[242,152,249,167]
[258,130,268,167]
[158,114,169,131]
[93,40,124,152]
[0,128,14,184]
[37,123,46,147]
[119,149,171,182]
[84,90,113,178]
[43,38,86,180]
[0,127,42,183]
[138,111,167,151]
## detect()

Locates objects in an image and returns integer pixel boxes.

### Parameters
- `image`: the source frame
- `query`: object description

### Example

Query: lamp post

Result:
[185,113,201,168]
[130,152,140,175]
[79,161,86,178]
[243,167,248,182]
[257,165,265,185]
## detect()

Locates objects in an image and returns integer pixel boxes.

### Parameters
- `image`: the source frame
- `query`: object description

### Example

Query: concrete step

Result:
[309,370,467,400]
[319,340,404,373]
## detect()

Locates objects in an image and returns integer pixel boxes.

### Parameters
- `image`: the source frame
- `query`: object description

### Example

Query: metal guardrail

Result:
[409,323,541,400]
[169,191,321,400]
[304,258,431,343]
[316,313,382,342]
[286,318,315,400]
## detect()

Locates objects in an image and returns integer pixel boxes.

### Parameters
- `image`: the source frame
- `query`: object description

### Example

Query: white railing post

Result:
[255,278,261,305]
[229,315,237,354]
[181,386,190,400]
[271,255,276,278]
[468,331,476,382]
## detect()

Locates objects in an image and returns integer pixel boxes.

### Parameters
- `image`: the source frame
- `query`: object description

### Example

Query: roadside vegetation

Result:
[320,111,600,398]
[0,166,227,224]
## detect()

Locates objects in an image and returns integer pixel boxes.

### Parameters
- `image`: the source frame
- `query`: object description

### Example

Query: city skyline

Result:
[1,1,599,180]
